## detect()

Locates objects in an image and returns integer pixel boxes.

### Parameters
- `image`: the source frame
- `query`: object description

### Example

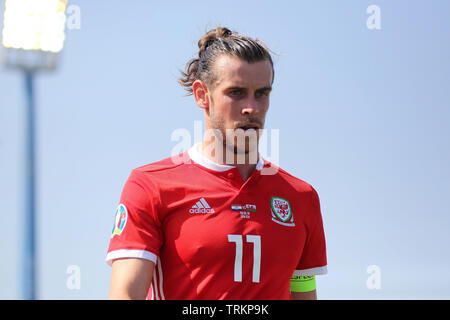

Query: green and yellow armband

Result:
[290,275,316,292]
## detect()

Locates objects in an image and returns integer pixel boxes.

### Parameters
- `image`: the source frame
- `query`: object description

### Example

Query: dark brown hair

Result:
[178,27,274,95]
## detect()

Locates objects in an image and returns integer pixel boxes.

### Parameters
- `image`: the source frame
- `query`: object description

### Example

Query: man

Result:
[107,27,327,300]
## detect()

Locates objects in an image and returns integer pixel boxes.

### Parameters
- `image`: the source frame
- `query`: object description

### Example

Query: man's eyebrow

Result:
[225,86,246,91]
[256,86,272,91]
[225,86,272,91]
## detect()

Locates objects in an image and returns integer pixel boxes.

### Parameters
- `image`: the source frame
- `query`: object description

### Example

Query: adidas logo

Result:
[189,198,215,214]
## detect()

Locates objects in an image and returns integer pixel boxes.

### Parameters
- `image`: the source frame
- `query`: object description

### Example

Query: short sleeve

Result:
[293,186,328,276]
[106,170,163,266]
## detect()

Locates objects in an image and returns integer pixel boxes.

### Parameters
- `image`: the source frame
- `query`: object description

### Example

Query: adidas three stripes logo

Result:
[189,198,215,214]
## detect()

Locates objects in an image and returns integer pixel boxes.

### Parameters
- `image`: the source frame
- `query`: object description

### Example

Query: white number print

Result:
[227,234,261,283]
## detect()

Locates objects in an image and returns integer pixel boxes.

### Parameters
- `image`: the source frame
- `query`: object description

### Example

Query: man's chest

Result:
[157,188,312,280]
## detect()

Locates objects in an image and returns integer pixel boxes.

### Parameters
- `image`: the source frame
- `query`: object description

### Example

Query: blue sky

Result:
[1,0,449,299]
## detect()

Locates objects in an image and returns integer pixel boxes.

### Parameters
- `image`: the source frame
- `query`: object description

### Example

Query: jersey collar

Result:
[188,143,264,172]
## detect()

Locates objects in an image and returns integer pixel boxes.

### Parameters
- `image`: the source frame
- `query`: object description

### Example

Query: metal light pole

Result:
[1,0,68,299]
[22,69,36,300]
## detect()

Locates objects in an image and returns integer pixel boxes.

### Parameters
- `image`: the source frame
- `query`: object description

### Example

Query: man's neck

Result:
[198,141,259,182]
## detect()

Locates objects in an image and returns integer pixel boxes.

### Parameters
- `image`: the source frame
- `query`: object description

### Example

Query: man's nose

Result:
[241,97,258,115]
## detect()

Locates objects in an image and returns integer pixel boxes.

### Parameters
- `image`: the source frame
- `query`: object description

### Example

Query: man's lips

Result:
[235,124,261,130]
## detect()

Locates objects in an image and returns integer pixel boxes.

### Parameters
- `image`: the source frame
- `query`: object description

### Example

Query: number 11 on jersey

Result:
[227,234,261,283]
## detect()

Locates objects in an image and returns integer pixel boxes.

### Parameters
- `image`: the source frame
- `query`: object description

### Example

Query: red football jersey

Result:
[106,144,327,300]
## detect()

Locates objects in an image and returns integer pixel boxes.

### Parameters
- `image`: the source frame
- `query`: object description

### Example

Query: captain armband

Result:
[290,275,316,292]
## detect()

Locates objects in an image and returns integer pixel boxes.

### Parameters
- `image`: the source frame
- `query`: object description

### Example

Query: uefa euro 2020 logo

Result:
[111,204,127,238]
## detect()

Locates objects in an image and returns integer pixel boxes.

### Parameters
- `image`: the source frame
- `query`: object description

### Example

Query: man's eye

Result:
[256,90,270,98]
[230,90,243,96]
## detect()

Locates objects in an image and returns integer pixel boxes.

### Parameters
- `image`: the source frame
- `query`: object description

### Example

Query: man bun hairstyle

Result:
[179,27,274,95]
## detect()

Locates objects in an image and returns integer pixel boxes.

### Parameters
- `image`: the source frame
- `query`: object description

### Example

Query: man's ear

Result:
[192,80,210,110]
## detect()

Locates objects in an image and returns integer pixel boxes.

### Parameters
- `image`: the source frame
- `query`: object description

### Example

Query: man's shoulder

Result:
[124,153,194,190]
[133,154,185,174]
[132,153,189,175]
[266,161,316,193]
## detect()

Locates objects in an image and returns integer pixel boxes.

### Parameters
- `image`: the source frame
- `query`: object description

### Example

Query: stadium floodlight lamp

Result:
[1,0,69,300]
[1,0,68,71]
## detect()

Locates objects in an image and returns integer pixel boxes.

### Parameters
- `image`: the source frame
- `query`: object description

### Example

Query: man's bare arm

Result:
[290,290,317,300]
[109,258,155,300]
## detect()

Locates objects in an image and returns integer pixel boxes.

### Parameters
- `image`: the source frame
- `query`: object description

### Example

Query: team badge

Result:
[111,204,127,238]
[271,197,295,226]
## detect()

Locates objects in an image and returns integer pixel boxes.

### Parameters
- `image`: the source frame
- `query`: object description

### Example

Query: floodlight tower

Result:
[1,0,68,299]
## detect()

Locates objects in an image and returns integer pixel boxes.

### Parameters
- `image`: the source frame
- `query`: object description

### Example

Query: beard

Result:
[207,100,263,165]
